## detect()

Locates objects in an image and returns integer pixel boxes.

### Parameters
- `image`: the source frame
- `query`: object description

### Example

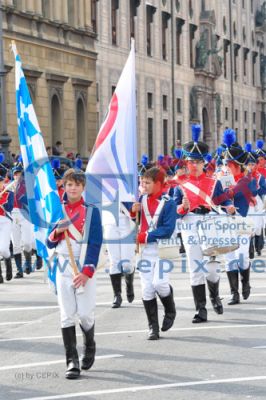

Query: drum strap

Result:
[181,182,217,211]
[142,195,166,232]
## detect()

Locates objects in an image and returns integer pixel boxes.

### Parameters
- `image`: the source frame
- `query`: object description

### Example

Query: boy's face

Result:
[141,177,162,195]
[0,180,4,190]
[186,159,204,175]
[64,179,84,202]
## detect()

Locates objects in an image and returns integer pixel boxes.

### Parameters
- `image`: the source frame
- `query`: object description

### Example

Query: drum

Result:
[198,214,239,256]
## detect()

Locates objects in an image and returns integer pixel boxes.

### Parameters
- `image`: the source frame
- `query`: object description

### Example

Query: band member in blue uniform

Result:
[47,169,102,379]
[174,125,235,323]
[132,167,177,340]
[0,167,14,283]
[222,132,258,305]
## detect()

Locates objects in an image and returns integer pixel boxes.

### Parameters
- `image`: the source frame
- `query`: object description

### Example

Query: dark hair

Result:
[143,167,166,184]
[63,168,86,187]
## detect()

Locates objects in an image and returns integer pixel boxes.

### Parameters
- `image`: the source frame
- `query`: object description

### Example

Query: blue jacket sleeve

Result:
[258,175,266,197]
[147,199,176,243]
[84,206,103,267]
[212,180,232,207]
[3,191,14,213]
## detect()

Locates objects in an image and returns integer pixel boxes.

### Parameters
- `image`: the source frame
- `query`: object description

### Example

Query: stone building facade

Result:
[1,0,97,157]
[95,0,266,158]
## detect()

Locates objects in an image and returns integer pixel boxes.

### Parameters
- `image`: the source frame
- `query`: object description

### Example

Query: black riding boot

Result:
[80,324,96,370]
[142,298,160,340]
[159,285,176,331]
[23,250,32,274]
[207,279,223,314]
[125,271,134,303]
[226,270,240,305]
[0,262,3,284]
[5,257,12,281]
[240,265,251,300]
[191,284,207,323]
[110,273,122,308]
[14,253,23,278]
[61,326,80,379]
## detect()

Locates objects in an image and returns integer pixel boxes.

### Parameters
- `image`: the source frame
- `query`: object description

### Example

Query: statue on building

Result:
[190,87,198,120]
[209,34,223,77]
[195,29,209,69]
[256,1,266,27]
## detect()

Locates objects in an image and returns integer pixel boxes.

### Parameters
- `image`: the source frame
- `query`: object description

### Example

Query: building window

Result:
[177,98,182,113]
[189,24,197,68]
[242,0,245,8]
[96,82,99,102]
[51,94,62,146]
[225,107,229,120]
[111,0,119,45]
[162,12,170,61]
[235,109,238,122]
[251,0,254,13]
[148,118,153,160]
[244,110,247,123]
[253,112,256,124]
[243,48,249,78]
[235,128,238,141]
[252,51,258,86]
[253,130,256,142]
[163,95,168,111]
[234,44,240,81]
[177,121,182,141]
[91,0,98,33]
[176,18,185,65]
[163,120,168,154]
[147,92,153,109]
[223,39,230,79]
[130,0,140,40]
[244,129,248,142]
[77,98,86,156]
[146,5,155,56]
[111,85,116,95]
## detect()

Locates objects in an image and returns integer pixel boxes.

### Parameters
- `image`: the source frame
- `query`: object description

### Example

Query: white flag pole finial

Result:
[10,40,18,57]
[130,37,135,51]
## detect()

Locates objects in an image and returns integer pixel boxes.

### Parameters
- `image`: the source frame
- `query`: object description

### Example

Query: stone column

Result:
[5,0,14,6]
[84,0,91,29]
[35,0,42,16]
[26,0,34,13]
[53,0,61,22]
[78,0,85,28]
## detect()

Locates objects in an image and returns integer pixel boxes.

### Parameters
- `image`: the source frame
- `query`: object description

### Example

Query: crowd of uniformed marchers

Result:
[1,125,266,379]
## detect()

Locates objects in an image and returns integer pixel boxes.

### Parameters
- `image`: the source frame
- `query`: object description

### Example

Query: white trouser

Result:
[105,214,135,275]
[224,234,250,271]
[181,213,220,286]
[56,255,96,330]
[138,242,171,301]
[0,216,12,258]
[11,208,33,254]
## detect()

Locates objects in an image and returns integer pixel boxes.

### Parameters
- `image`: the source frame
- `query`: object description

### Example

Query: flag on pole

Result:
[11,42,63,260]
[86,39,137,204]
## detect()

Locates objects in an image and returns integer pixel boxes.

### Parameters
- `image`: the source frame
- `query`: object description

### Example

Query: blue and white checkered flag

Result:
[11,42,64,260]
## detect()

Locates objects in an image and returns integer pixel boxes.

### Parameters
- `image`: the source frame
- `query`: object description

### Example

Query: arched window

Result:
[51,94,62,146]
[76,97,86,156]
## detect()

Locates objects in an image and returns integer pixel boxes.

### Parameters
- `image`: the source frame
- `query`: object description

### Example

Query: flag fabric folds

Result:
[11,42,63,260]
[86,39,137,204]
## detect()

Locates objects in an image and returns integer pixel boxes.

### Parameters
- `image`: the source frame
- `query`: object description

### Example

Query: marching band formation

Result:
[1,125,266,379]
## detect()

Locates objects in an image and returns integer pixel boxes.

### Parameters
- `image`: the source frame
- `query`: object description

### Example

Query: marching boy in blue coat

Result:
[47,169,102,379]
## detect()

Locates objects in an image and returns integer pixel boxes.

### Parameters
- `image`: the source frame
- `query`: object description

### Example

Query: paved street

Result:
[1,245,266,400]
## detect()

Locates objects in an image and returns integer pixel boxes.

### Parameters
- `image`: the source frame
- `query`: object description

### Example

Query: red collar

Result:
[148,189,164,201]
[188,173,206,181]
[234,172,244,182]
[66,198,84,209]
